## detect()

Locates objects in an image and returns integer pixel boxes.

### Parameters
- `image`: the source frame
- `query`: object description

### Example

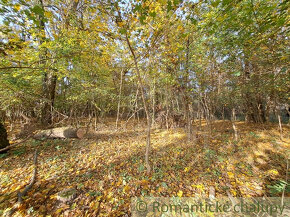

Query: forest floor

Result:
[0,120,289,216]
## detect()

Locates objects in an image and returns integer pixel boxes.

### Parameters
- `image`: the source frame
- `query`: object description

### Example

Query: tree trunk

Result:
[0,122,10,153]
[184,36,193,141]
[231,108,238,141]
[243,59,266,123]
[198,99,202,131]
[125,33,152,174]
[152,78,156,126]
[38,0,57,126]
[33,127,88,139]
[116,69,124,128]
[278,113,283,140]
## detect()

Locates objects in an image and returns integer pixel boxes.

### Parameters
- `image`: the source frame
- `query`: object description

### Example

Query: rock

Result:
[57,188,77,203]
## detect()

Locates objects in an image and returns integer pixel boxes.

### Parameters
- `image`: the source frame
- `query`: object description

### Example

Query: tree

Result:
[0,122,10,153]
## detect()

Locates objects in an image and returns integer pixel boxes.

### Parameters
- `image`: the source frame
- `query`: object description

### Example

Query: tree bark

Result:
[125,33,152,174]
[0,121,10,153]
[39,0,57,126]
[243,59,266,123]
[231,108,238,141]
[152,78,156,126]
[33,127,81,139]
[278,113,283,140]
[116,69,124,128]
[184,36,193,141]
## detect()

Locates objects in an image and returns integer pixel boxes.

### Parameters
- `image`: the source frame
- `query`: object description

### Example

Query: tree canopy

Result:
[0,1,289,215]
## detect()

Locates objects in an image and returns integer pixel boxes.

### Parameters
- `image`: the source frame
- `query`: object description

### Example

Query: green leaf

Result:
[167,1,172,12]
[173,0,180,6]
[190,17,197,25]
[138,164,145,172]
[31,5,44,16]
[222,0,231,6]
[233,71,241,76]
[280,67,287,73]
[161,182,168,188]
[119,28,127,35]
[149,11,156,18]
[211,0,220,7]
[133,4,141,13]
[139,15,146,24]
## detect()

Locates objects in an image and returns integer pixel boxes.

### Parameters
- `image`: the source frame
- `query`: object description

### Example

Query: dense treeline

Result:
[1,0,289,123]
[0,0,289,160]
[0,2,289,215]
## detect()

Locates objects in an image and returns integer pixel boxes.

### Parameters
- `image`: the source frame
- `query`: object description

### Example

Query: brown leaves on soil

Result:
[0,120,289,216]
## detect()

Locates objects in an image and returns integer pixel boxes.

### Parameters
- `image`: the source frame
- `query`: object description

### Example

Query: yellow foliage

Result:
[123,185,130,193]
[14,4,21,11]
[267,169,279,176]
[227,172,235,179]
[177,190,183,197]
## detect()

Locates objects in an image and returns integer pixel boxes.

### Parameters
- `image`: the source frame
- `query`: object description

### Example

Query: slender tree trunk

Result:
[165,90,169,130]
[152,78,156,126]
[287,106,290,126]
[176,98,180,112]
[231,108,238,141]
[202,96,212,136]
[184,36,193,141]
[198,99,202,131]
[125,34,152,174]
[135,88,140,125]
[116,69,124,128]
[130,86,139,129]
[185,98,192,140]
[94,110,98,131]
[277,110,283,140]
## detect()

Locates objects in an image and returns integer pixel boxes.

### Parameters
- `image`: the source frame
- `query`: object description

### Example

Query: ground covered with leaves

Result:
[0,121,289,216]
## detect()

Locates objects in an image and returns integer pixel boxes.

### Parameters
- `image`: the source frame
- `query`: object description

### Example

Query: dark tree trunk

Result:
[243,58,267,123]
[38,0,57,126]
[0,122,10,153]
[41,74,57,125]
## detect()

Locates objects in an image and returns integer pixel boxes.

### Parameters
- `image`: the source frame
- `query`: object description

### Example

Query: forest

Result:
[0,0,289,216]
